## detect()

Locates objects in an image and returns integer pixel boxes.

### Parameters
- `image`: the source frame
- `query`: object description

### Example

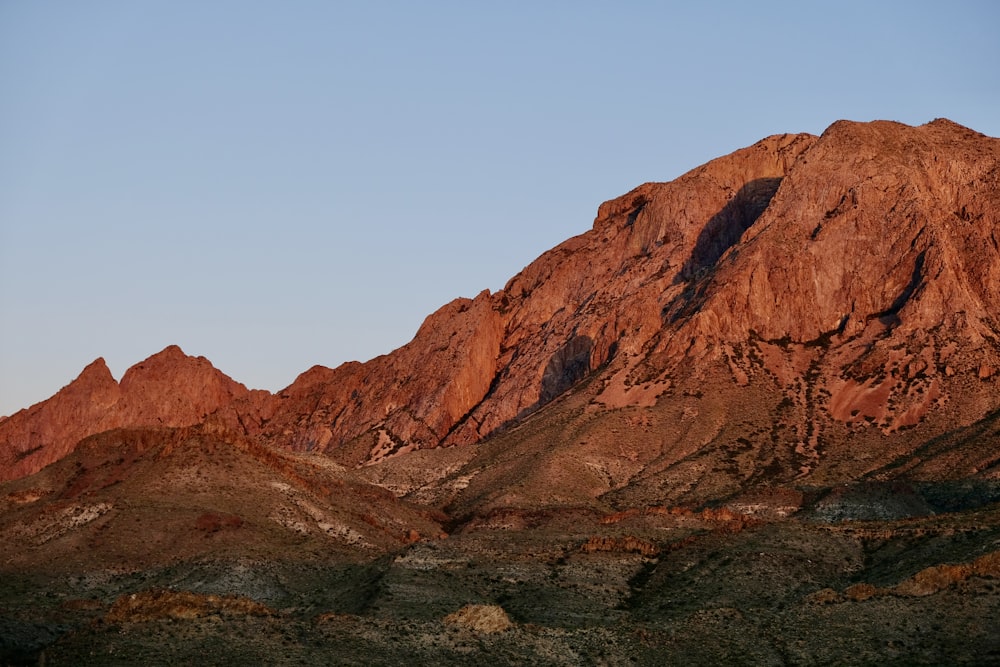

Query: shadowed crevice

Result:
[663,177,784,325]
[539,335,594,405]
[872,250,926,326]
[677,177,783,282]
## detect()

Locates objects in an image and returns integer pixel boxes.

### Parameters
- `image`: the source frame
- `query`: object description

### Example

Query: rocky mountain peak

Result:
[208,118,999,468]
[76,357,116,385]
[117,345,249,425]
[671,118,999,347]
[0,346,252,482]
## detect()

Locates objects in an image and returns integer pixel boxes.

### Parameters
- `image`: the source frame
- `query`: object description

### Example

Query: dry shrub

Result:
[805,588,842,604]
[443,604,512,633]
[844,583,880,601]
[972,550,1000,577]
[106,588,273,624]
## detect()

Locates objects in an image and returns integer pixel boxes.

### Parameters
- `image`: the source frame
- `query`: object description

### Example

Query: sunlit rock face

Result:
[0,346,252,482]
[245,118,1000,471]
[3,119,998,490]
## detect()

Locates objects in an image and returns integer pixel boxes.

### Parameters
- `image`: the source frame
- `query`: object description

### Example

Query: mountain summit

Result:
[3,119,998,498]
[3,118,1000,665]
[0,346,256,482]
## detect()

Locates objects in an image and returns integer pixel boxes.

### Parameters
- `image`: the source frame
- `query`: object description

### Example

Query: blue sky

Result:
[2,1,998,416]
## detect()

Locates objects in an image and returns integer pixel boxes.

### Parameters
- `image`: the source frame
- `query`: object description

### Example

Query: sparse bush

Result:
[443,604,513,633]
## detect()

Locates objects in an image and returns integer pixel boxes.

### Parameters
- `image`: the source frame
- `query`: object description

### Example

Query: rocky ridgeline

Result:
[2,119,998,485]
[0,346,260,482]
[230,118,1000,467]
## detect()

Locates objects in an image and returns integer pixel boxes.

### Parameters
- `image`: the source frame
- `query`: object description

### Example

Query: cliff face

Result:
[0,346,253,482]
[3,118,998,487]
[0,359,121,482]
[659,119,1000,436]
[244,118,998,466]
[685,119,999,345]
[235,132,819,462]
[240,292,504,467]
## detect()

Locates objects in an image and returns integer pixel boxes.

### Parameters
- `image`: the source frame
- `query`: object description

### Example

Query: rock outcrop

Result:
[234,290,504,467]
[105,588,275,624]
[0,346,254,482]
[647,119,1000,455]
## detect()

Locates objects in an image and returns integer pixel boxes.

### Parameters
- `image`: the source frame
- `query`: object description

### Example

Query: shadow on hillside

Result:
[676,177,783,282]
[539,335,594,405]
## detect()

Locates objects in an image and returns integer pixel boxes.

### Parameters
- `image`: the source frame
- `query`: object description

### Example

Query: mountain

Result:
[227,131,818,465]
[212,118,998,515]
[4,117,998,508]
[4,119,999,496]
[3,118,1000,665]
[0,345,263,482]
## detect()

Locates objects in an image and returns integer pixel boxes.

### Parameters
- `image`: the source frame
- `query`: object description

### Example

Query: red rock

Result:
[248,119,999,468]
[117,345,250,426]
[4,118,999,493]
[235,132,817,462]
[0,346,252,481]
[0,358,121,482]
[233,290,504,466]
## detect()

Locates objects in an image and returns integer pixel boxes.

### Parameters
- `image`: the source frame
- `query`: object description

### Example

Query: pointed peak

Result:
[128,345,197,370]
[153,344,187,359]
[118,345,251,400]
[123,345,216,378]
[77,357,117,385]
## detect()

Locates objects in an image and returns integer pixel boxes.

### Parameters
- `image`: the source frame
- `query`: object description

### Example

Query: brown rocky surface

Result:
[0,358,121,483]
[667,119,1000,433]
[0,424,444,569]
[0,346,257,482]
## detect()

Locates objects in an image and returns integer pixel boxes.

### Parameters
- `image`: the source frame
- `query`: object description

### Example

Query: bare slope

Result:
[0,425,443,574]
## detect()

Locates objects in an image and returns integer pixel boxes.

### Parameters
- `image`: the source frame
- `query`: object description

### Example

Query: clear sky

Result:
[2,1,998,416]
